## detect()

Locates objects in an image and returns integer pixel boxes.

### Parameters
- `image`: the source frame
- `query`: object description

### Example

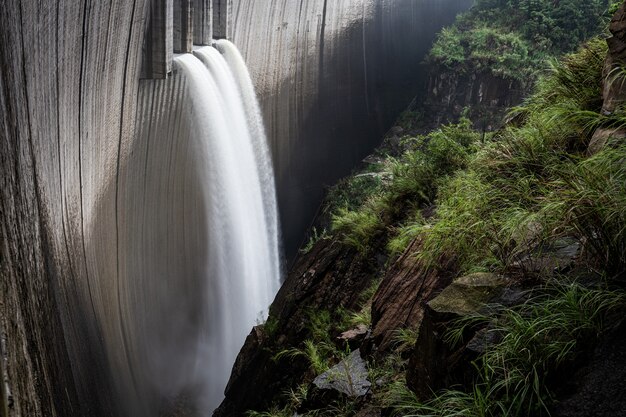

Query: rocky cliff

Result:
[420,66,528,130]
[219,4,626,416]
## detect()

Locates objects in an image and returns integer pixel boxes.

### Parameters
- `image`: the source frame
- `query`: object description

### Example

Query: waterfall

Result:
[122,43,280,415]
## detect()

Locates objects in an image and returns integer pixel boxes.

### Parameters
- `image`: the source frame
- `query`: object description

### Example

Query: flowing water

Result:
[124,43,280,415]
[182,44,280,412]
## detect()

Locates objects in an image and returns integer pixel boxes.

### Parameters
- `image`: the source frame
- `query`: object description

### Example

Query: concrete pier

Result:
[174,0,194,53]
[194,0,213,45]
[212,0,232,39]
[142,0,173,78]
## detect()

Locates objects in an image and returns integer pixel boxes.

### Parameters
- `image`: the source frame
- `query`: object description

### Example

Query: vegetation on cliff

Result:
[247,28,626,417]
[429,0,618,83]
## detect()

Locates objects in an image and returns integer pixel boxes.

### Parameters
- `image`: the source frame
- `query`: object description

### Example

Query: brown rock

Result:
[369,238,458,352]
[338,324,369,349]
[427,272,506,316]
[215,238,381,417]
[588,127,626,155]
[601,1,626,115]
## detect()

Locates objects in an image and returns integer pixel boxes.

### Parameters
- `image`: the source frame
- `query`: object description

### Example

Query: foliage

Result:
[261,29,626,417]
[331,200,385,253]
[262,315,280,337]
[392,327,421,354]
[429,0,614,82]
[301,227,329,254]
[331,119,479,254]
[386,282,625,417]
[414,39,626,275]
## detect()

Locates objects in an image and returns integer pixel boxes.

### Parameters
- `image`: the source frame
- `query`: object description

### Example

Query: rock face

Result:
[214,238,381,416]
[601,1,626,115]
[369,239,458,352]
[591,0,626,154]
[421,66,529,131]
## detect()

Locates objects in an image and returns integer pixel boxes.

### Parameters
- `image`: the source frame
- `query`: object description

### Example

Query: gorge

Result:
[0,0,472,416]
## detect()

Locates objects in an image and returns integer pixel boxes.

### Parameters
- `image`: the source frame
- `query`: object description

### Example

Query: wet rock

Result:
[312,351,371,398]
[428,273,507,317]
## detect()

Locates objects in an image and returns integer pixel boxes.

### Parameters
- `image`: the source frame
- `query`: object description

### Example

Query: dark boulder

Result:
[554,320,626,417]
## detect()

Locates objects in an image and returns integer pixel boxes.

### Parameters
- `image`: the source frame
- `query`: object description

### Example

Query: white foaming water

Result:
[213,39,280,284]
[178,46,281,411]
[121,45,281,416]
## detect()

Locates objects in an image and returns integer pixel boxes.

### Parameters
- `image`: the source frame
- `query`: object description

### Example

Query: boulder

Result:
[369,239,458,353]
[510,237,581,277]
[312,350,371,398]
[428,272,507,317]
[588,127,626,155]
[407,273,517,399]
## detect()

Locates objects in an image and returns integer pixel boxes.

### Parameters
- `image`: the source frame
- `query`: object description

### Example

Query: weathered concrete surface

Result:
[174,0,194,53]
[0,1,150,416]
[193,0,212,44]
[231,0,474,258]
[213,0,232,39]
[142,0,173,78]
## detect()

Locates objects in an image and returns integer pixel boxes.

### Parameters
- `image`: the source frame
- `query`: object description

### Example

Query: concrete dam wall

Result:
[0,1,472,416]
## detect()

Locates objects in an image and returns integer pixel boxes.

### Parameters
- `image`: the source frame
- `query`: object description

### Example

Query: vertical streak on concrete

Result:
[212,0,232,39]
[174,0,193,53]
[193,0,212,45]
[0,332,6,417]
[141,0,173,78]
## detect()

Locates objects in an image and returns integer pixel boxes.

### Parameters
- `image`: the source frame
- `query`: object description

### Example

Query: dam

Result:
[0,0,472,416]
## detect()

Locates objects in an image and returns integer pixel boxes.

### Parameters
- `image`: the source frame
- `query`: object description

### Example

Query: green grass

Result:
[332,201,385,253]
[331,119,479,254]
[429,0,614,84]
[300,227,329,254]
[378,37,626,417]
[386,282,625,417]
[257,31,626,417]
